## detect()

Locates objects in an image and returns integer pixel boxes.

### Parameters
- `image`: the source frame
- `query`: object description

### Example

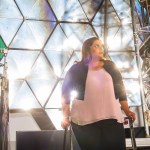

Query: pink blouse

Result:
[71,68,124,125]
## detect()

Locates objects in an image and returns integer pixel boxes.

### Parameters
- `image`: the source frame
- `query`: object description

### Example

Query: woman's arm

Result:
[61,97,71,129]
[120,100,136,122]
[62,98,70,119]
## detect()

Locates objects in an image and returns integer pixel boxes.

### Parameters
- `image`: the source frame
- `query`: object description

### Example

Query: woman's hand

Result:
[126,110,136,123]
[61,117,70,129]
[120,100,136,123]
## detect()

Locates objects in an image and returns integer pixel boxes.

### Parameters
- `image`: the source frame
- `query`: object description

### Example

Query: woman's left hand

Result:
[126,111,136,123]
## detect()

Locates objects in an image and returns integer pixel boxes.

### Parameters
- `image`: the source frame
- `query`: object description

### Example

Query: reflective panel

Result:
[44,50,72,77]
[46,109,63,130]
[107,12,121,27]
[0,19,23,46]
[15,0,56,21]
[79,0,104,20]
[107,1,121,27]
[74,51,81,60]
[92,1,105,27]
[10,20,56,49]
[7,50,40,79]
[26,53,57,106]
[0,0,22,19]
[48,0,88,21]
[92,4,105,38]
[111,0,131,24]
[109,52,138,78]
[124,79,141,106]
[61,51,80,78]
[45,81,63,109]
[107,26,122,50]
[44,25,74,76]
[92,24,104,39]
[0,0,23,46]
[107,25,134,51]
[44,24,74,51]
[93,1,134,51]
[60,23,96,50]
[93,0,121,27]
[9,80,41,109]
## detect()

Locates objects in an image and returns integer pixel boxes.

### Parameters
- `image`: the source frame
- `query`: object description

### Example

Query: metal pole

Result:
[63,128,67,150]
[129,117,137,150]
[104,0,109,58]
[130,0,150,136]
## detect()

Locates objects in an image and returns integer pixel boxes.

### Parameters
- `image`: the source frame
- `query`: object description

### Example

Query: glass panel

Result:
[44,24,74,51]
[111,0,132,24]
[0,18,23,46]
[10,20,56,49]
[107,1,121,27]
[27,53,57,106]
[107,25,134,51]
[7,50,40,79]
[48,0,88,21]
[92,25,104,40]
[8,79,23,102]
[9,80,41,109]
[45,50,72,77]
[45,81,63,109]
[61,51,80,78]
[15,0,56,21]
[74,51,81,60]
[92,2,104,38]
[92,1,105,26]
[60,23,96,50]
[46,109,63,130]
[107,26,121,50]
[121,25,134,50]
[93,0,121,27]
[79,0,104,20]
[107,11,121,26]
[0,0,22,18]
[124,79,141,106]
[0,0,22,46]
[109,52,138,78]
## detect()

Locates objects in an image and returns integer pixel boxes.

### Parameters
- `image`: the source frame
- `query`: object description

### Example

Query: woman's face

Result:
[90,39,104,60]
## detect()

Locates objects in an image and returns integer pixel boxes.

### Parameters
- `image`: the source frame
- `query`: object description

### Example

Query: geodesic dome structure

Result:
[0,0,150,149]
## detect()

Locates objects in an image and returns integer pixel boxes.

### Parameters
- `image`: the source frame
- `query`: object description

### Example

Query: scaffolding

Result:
[131,0,150,136]
[0,48,9,150]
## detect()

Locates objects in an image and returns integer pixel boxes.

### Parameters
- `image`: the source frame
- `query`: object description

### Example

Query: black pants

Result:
[71,119,126,150]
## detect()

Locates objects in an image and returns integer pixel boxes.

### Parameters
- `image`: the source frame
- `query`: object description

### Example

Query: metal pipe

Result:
[104,0,109,58]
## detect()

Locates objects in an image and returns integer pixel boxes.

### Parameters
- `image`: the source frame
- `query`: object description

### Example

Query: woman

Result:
[61,37,136,150]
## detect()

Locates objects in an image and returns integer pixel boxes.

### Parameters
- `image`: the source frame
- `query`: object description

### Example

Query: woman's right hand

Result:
[61,117,70,129]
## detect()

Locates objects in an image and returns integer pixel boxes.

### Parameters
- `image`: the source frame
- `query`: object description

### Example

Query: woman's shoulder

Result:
[104,59,116,67]
[68,61,85,72]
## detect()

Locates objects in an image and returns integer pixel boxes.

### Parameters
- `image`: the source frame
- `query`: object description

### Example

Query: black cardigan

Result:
[62,60,127,104]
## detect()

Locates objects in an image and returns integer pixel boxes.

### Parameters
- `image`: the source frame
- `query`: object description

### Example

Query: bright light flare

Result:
[126,81,140,94]
[67,37,80,49]
[70,90,78,101]
[107,36,121,50]
[53,65,61,77]
[116,62,130,69]
[47,110,63,130]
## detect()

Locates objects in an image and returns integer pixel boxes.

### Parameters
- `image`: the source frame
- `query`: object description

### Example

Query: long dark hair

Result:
[81,37,99,64]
